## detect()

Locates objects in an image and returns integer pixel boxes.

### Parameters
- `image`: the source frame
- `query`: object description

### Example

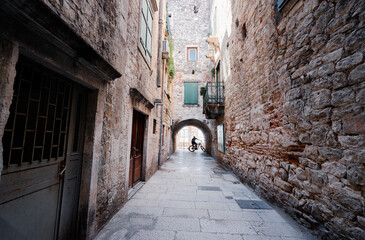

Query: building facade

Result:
[208,0,365,239]
[0,0,172,239]
[168,0,217,156]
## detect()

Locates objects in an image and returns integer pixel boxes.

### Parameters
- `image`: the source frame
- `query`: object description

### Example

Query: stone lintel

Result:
[130,88,155,109]
[0,0,121,82]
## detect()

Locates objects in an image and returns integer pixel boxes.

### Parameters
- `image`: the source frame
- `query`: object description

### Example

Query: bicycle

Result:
[188,141,206,152]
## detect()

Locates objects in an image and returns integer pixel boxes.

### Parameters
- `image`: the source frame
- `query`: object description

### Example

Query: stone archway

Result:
[172,119,214,155]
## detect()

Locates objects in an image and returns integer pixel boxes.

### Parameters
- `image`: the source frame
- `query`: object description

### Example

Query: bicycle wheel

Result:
[200,146,206,152]
[188,145,195,152]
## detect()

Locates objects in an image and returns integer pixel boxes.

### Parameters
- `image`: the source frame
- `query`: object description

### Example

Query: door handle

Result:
[134,147,139,152]
[60,165,67,177]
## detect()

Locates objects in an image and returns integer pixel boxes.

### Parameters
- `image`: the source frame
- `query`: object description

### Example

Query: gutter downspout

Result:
[158,58,166,167]
[156,0,164,87]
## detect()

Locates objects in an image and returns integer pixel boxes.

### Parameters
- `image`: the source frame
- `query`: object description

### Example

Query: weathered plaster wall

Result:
[169,0,217,155]
[221,0,365,239]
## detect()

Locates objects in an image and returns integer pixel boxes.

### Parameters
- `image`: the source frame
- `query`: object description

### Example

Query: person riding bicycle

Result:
[191,136,199,149]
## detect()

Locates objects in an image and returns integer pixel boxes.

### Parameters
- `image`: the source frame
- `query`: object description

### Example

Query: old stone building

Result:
[0,0,172,239]
[0,0,364,239]
[168,0,217,156]
[207,0,365,239]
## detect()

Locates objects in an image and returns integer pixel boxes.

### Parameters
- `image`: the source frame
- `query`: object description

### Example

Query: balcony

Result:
[203,82,224,119]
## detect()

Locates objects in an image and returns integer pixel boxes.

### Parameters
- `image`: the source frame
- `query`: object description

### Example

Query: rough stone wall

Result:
[221,0,365,239]
[41,0,128,68]
[169,0,217,155]
[15,0,169,233]
[95,0,170,230]
[0,39,18,178]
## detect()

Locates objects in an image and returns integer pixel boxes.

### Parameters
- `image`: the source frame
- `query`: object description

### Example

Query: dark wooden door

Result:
[129,110,145,188]
[0,56,87,240]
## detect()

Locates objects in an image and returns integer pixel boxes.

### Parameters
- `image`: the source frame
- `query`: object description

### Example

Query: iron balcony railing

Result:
[203,82,224,106]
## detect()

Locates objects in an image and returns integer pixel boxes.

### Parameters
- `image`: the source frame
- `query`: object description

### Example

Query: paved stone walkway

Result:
[95,150,316,240]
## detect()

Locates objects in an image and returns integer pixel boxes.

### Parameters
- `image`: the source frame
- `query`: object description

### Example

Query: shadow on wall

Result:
[172,119,213,156]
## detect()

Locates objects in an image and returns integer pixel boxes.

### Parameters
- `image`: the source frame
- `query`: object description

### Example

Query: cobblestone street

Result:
[95,150,316,240]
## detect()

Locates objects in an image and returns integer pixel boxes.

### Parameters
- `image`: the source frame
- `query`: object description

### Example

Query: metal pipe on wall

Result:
[158,58,166,167]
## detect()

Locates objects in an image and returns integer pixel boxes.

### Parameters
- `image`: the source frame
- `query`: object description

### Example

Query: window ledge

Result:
[184,104,199,106]
[138,44,152,71]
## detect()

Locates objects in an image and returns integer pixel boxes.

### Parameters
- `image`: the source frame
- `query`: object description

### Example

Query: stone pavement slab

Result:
[94,150,317,240]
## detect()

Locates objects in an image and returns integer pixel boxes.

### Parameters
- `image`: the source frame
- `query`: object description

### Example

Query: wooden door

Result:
[129,110,145,188]
[0,56,87,240]
[57,86,88,240]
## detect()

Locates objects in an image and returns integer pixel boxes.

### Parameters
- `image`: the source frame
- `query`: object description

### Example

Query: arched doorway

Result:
[176,126,205,150]
[172,119,213,155]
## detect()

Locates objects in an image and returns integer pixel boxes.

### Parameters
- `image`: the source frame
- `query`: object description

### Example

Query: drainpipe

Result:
[156,0,164,87]
[158,58,166,167]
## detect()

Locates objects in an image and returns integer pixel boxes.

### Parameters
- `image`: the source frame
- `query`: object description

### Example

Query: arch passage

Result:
[172,119,213,155]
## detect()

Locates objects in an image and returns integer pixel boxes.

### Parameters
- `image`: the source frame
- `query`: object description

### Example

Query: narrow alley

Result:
[0,0,364,239]
[95,150,315,240]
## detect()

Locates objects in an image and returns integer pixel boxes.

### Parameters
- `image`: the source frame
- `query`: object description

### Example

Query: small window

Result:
[153,119,157,134]
[187,47,198,61]
[140,0,153,62]
[184,82,198,105]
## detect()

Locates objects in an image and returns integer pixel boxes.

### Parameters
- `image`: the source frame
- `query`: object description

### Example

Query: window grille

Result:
[3,57,71,171]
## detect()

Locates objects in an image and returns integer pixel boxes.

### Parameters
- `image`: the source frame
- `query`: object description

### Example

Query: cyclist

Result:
[191,136,198,150]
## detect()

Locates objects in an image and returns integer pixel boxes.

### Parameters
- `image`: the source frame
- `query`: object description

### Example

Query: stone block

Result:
[304,145,319,159]
[309,108,332,121]
[318,147,343,161]
[317,63,335,77]
[274,177,292,193]
[200,219,256,234]
[322,161,346,178]
[331,72,347,90]
[311,89,331,109]
[324,34,345,53]
[322,48,343,63]
[356,89,365,104]
[349,63,365,85]
[345,28,365,54]
[310,124,331,146]
[335,53,363,71]
[311,76,333,90]
[347,164,365,186]
[342,149,365,164]
[307,169,328,187]
[331,87,355,106]
[343,113,365,134]
[339,135,365,148]
[155,217,200,231]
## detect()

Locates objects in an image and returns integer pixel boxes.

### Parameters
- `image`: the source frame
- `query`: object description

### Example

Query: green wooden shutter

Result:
[184,82,198,104]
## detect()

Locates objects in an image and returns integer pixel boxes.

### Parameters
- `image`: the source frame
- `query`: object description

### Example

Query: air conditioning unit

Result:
[162,40,170,59]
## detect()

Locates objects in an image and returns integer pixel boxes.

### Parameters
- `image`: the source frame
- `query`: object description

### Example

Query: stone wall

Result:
[91,0,171,230]
[220,0,365,239]
[0,0,171,237]
[0,39,18,177]
[169,0,217,155]
[41,0,129,68]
